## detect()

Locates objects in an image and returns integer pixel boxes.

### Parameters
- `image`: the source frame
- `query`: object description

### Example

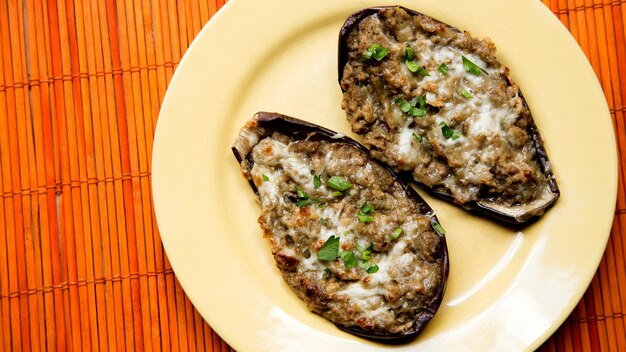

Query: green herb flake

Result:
[439,121,461,140]
[295,186,308,200]
[324,268,332,276]
[416,65,430,76]
[438,63,448,75]
[405,59,419,73]
[296,199,311,207]
[432,220,446,235]
[357,213,374,223]
[412,133,423,143]
[317,235,340,261]
[313,175,322,189]
[409,107,426,117]
[391,227,403,239]
[340,251,358,268]
[405,46,415,61]
[332,191,343,197]
[357,203,375,223]
[462,55,488,75]
[262,174,269,182]
[327,176,352,192]
[360,250,371,261]
[398,96,427,117]
[360,203,374,214]
[363,43,389,61]
[399,99,411,113]
[461,88,473,99]
[367,265,379,274]
[319,218,327,225]
[417,95,426,110]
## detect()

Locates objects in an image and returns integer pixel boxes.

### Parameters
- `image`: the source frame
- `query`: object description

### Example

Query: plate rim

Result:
[152,0,617,351]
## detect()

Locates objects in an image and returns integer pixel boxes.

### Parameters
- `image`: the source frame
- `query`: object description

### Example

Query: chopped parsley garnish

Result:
[296,199,311,207]
[415,65,430,76]
[391,228,403,239]
[412,133,423,143]
[367,265,379,273]
[462,55,488,75]
[461,88,473,99]
[440,121,461,140]
[358,260,379,273]
[360,203,374,214]
[294,186,310,207]
[319,218,327,225]
[262,174,269,182]
[357,203,374,223]
[295,186,308,200]
[403,47,429,75]
[438,63,448,75]
[340,250,358,268]
[358,260,370,271]
[432,220,446,235]
[363,43,389,61]
[405,59,419,73]
[316,237,379,274]
[317,235,340,261]
[359,249,371,261]
[395,95,426,117]
[405,46,415,60]
[324,268,332,276]
[357,213,374,223]
[327,176,352,192]
[332,191,343,197]
[313,175,321,189]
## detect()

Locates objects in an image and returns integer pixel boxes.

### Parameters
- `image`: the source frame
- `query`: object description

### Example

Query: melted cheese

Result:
[469,98,510,136]
[397,122,416,157]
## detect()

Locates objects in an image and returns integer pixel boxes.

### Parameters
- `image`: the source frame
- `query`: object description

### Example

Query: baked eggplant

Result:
[339,6,559,224]
[232,112,449,340]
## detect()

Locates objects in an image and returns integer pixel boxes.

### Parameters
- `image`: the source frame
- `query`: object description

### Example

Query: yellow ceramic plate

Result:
[152,0,616,350]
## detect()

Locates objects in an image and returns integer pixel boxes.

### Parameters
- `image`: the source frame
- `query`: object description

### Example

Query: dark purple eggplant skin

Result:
[338,6,560,224]
[232,112,449,341]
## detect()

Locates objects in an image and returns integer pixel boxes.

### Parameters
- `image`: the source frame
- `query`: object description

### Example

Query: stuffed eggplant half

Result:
[232,112,448,340]
[339,6,559,223]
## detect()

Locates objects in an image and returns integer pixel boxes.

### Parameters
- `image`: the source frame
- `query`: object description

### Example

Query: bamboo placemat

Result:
[0,0,623,351]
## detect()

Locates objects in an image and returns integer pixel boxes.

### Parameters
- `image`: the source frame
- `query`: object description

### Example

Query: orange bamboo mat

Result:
[0,0,623,351]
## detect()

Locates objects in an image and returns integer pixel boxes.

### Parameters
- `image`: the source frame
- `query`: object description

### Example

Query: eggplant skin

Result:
[232,112,449,341]
[338,6,559,224]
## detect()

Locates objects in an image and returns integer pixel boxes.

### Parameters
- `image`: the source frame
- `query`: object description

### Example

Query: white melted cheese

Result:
[397,122,415,157]
[300,254,321,272]
[469,97,510,136]
[336,226,414,312]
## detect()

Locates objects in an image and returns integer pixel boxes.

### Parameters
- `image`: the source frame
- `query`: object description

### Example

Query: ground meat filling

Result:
[341,7,548,206]
[248,133,443,334]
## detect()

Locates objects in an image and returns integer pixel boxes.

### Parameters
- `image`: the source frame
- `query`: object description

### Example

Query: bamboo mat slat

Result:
[0,0,624,351]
